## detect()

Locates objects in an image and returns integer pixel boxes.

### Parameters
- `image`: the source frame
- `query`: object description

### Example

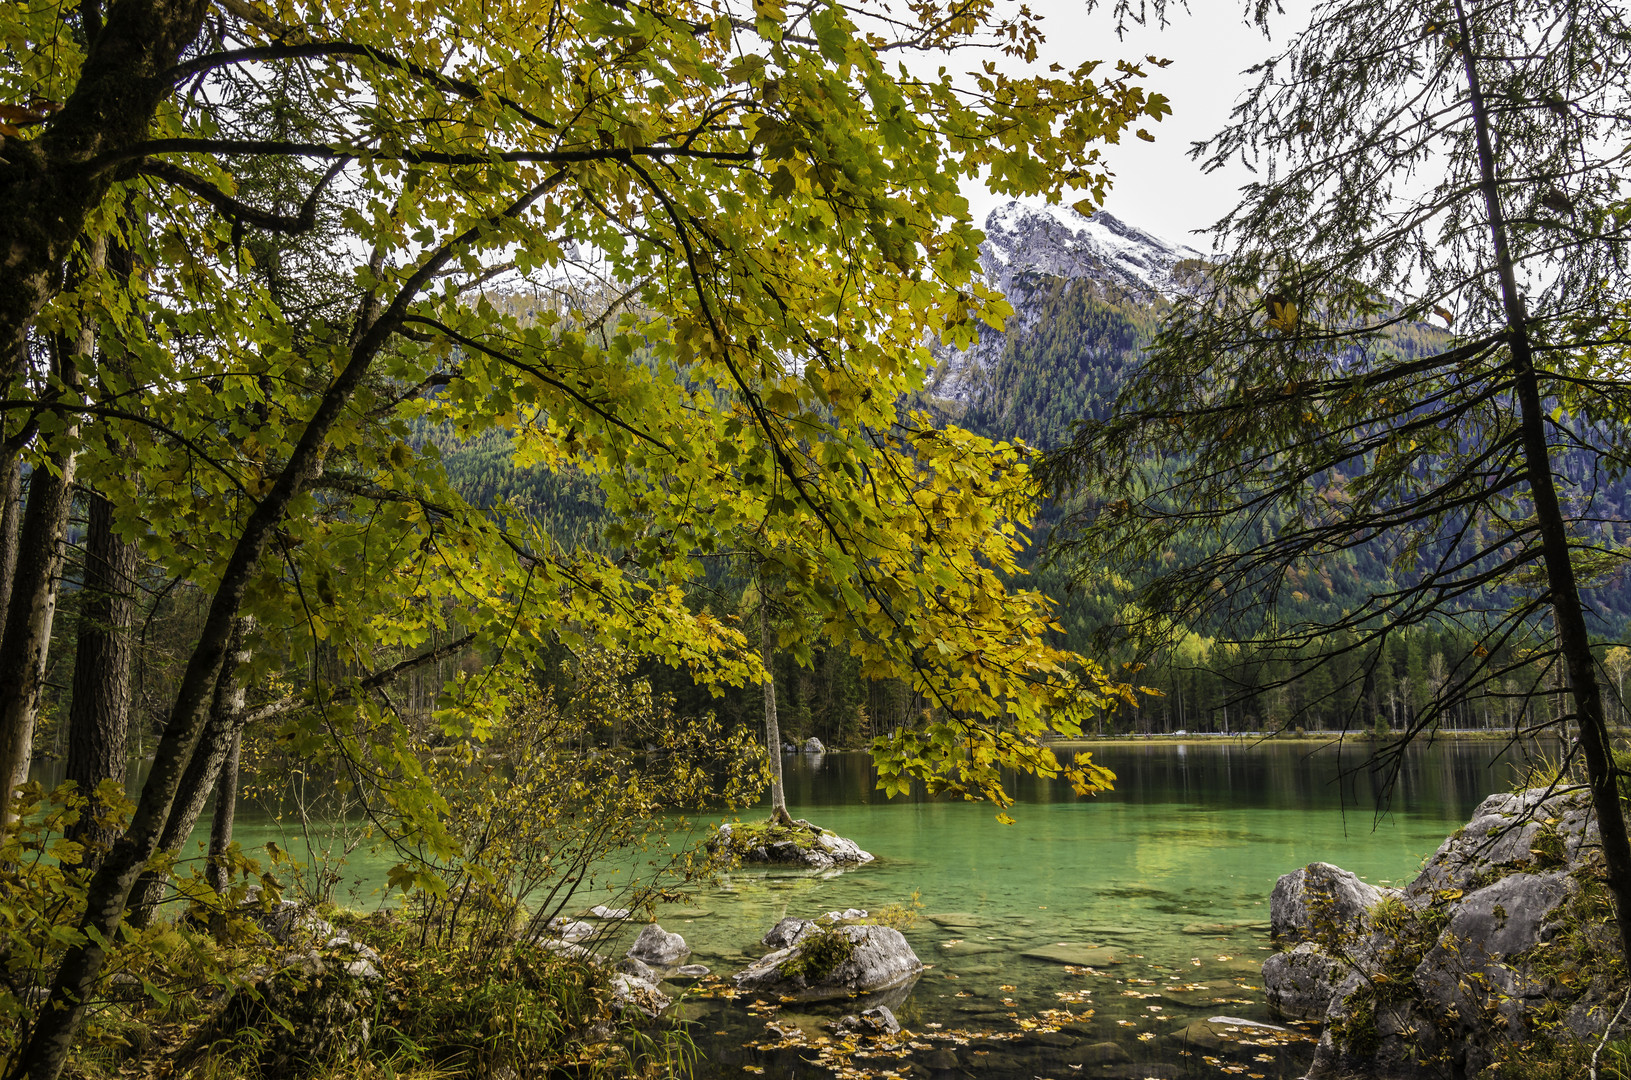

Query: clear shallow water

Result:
[68,737,1549,1080]
[652,739,1532,1080]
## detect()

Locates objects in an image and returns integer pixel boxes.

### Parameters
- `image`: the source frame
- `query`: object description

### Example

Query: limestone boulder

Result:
[763,916,819,949]
[1275,788,1623,1080]
[1270,862,1399,945]
[627,923,689,965]
[1262,941,1350,1021]
[734,925,923,1001]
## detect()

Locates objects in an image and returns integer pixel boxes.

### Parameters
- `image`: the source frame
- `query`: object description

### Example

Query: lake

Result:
[93,736,1550,1080]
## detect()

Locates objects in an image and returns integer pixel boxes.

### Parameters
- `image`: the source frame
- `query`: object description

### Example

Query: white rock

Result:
[627,923,689,965]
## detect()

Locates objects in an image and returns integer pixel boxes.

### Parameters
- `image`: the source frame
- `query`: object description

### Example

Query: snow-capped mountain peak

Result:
[979,200,1206,296]
[926,201,1206,405]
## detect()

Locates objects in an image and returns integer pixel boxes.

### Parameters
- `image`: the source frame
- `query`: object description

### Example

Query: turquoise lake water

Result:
[73,736,1550,1080]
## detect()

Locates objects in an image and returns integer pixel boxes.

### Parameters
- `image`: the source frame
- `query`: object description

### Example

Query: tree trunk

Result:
[128,618,251,929]
[0,0,211,351]
[760,586,790,825]
[0,234,105,834]
[207,730,241,898]
[0,455,23,633]
[1454,0,1631,965]
[0,426,80,835]
[64,492,140,865]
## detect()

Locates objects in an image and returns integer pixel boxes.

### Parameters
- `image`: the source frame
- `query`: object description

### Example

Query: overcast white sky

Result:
[959,2,1310,250]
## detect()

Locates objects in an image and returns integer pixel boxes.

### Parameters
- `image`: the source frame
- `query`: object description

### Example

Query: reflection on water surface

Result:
[84,737,1550,1080]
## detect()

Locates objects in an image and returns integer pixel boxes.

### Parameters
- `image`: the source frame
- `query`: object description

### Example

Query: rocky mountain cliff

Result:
[926,200,1204,409]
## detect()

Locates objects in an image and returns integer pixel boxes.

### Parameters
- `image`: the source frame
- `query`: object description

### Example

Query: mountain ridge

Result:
[928,200,1204,408]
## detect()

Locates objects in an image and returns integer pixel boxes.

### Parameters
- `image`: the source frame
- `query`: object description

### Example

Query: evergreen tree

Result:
[1042,0,1631,958]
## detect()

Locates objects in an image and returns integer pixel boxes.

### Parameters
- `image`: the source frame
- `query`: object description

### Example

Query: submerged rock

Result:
[832,1004,901,1035]
[1264,787,1625,1079]
[735,924,923,1000]
[1021,943,1122,967]
[1170,1016,1293,1053]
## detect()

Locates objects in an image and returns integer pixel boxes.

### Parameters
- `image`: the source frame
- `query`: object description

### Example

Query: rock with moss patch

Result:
[734,924,922,1000]
[1269,787,1625,1080]
[1271,863,1399,945]
[707,819,874,869]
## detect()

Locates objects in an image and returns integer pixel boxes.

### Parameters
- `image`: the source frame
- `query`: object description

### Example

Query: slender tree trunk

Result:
[0,395,85,831]
[0,456,22,633]
[64,492,140,865]
[128,618,250,929]
[207,730,241,898]
[1454,0,1631,964]
[760,584,790,825]
[0,236,106,833]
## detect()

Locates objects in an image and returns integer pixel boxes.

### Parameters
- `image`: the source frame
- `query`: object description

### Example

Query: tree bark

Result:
[127,619,250,929]
[0,455,75,830]
[0,0,211,352]
[1453,0,1631,964]
[64,492,140,865]
[207,730,241,898]
[0,456,23,634]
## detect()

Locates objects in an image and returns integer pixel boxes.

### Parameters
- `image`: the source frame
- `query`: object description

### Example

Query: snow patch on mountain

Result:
[927,201,1207,404]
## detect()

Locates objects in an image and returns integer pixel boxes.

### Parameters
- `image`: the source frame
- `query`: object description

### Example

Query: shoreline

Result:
[1045,730,1565,749]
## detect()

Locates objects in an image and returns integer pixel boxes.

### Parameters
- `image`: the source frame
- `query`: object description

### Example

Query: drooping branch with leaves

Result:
[0,0,1170,1072]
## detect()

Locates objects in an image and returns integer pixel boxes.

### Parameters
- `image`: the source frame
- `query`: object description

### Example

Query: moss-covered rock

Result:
[1264,788,1627,1079]
[706,817,875,869]
[734,924,922,1001]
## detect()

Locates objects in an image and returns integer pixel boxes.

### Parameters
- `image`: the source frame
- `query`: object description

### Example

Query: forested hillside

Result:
[937,202,1631,737]
[397,202,1630,743]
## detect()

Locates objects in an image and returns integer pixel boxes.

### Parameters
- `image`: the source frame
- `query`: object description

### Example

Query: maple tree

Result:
[0,0,1163,1072]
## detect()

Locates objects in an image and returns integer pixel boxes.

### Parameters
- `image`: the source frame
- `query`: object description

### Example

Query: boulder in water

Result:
[627,923,689,965]
[832,1004,900,1035]
[734,924,922,1001]
[1265,787,1624,1079]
